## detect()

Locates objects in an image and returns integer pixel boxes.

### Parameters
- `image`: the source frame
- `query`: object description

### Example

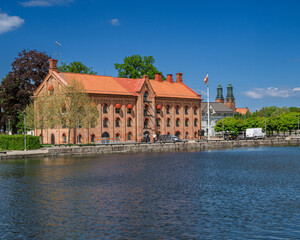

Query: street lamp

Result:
[23,111,27,151]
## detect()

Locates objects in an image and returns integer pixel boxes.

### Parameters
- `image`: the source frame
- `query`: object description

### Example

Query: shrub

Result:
[0,135,41,150]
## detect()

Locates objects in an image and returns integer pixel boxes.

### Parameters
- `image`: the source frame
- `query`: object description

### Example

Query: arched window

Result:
[144,105,149,116]
[103,104,108,114]
[167,132,171,135]
[62,134,66,143]
[143,91,148,102]
[156,105,162,114]
[185,118,189,127]
[116,133,120,138]
[194,131,197,138]
[194,118,198,127]
[127,117,132,127]
[185,132,189,140]
[103,118,108,128]
[175,131,181,137]
[176,118,180,127]
[144,118,149,129]
[194,106,198,115]
[115,118,121,127]
[166,105,170,114]
[91,134,95,142]
[167,118,171,127]
[91,118,96,128]
[127,132,133,140]
[176,105,180,114]
[156,118,161,127]
[184,106,188,115]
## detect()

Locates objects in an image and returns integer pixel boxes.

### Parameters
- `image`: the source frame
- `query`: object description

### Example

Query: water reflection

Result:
[0,147,299,239]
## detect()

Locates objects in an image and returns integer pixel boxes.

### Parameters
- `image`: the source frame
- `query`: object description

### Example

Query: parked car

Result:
[224,132,238,140]
[246,128,266,139]
[159,135,182,143]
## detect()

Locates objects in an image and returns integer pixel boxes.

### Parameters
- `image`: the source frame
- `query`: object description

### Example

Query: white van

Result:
[246,128,266,139]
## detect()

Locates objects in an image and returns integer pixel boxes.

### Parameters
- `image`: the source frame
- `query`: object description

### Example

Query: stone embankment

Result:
[0,138,299,160]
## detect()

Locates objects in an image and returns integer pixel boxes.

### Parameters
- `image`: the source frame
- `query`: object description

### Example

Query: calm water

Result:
[0,147,299,239]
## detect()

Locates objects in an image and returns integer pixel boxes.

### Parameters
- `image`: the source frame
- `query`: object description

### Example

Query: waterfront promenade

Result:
[1,137,299,160]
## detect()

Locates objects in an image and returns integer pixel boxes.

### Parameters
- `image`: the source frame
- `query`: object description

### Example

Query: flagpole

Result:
[207,80,210,140]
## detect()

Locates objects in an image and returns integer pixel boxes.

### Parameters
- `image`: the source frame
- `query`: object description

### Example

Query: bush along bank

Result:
[0,135,41,150]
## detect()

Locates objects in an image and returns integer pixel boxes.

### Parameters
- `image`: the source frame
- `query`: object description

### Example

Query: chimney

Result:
[143,75,149,81]
[49,59,58,72]
[154,73,163,82]
[166,74,173,83]
[176,73,183,83]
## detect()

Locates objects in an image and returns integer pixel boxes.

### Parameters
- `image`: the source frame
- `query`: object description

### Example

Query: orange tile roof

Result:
[149,80,202,99]
[235,108,251,115]
[57,72,202,99]
[59,72,133,96]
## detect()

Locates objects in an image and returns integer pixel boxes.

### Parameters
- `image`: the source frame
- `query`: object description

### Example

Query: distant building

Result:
[202,83,249,136]
[34,59,203,144]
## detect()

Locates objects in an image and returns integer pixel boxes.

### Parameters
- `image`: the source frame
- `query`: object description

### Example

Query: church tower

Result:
[224,83,236,110]
[215,83,224,103]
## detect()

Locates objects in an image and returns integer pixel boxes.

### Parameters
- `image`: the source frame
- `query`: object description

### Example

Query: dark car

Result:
[159,135,182,143]
[224,132,238,140]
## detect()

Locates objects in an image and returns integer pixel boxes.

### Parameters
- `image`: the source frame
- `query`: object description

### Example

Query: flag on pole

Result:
[204,74,208,84]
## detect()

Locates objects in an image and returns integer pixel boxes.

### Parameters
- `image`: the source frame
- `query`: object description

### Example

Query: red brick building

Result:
[34,59,203,144]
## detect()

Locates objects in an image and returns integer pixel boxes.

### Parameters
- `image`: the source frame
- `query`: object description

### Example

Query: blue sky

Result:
[1,0,300,111]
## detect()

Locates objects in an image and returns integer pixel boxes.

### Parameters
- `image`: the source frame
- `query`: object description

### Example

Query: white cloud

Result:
[110,18,120,26]
[0,12,24,34]
[19,0,73,7]
[244,87,300,99]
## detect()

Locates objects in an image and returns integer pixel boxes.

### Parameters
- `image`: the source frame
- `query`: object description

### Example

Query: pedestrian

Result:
[153,133,156,143]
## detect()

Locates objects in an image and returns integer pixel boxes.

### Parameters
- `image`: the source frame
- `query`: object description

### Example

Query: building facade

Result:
[34,59,203,144]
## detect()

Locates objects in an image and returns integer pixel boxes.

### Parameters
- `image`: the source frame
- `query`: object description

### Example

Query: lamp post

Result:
[23,111,27,151]
[77,115,80,145]
[8,116,10,135]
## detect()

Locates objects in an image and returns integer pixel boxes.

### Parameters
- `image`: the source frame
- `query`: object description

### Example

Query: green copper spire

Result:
[215,83,224,100]
[226,82,235,100]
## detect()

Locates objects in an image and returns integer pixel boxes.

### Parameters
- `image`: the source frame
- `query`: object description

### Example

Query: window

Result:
[127,108,132,114]
[176,106,179,114]
[91,118,96,128]
[115,118,120,127]
[156,118,161,127]
[116,133,120,138]
[167,118,171,127]
[62,134,66,143]
[127,118,132,127]
[157,109,160,114]
[62,119,67,128]
[127,132,132,140]
[185,106,188,115]
[143,91,148,102]
[103,118,108,128]
[194,107,197,115]
[175,131,181,137]
[166,105,170,114]
[185,118,189,127]
[194,118,198,127]
[144,118,149,129]
[103,104,108,114]
[91,134,95,142]
[115,108,120,114]
[144,105,149,116]
[194,131,197,138]
[176,118,180,127]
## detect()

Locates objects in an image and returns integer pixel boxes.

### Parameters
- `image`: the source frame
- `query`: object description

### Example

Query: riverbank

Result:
[1,137,299,160]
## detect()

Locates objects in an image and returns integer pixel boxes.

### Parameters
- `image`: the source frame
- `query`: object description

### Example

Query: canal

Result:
[0,147,299,239]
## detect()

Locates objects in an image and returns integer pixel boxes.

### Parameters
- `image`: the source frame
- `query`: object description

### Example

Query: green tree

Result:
[16,102,35,134]
[115,55,165,80]
[58,61,97,74]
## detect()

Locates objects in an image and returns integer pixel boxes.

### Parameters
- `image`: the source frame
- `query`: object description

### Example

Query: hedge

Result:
[0,135,41,150]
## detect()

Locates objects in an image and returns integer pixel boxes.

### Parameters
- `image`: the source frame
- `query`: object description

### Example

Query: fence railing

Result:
[95,137,120,144]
